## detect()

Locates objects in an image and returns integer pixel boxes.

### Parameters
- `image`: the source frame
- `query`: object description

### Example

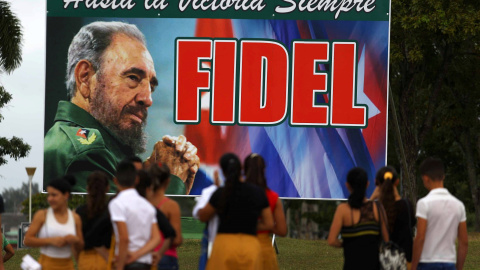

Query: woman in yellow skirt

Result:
[75,171,112,270]
[198,153,274,270]
[24,175,84,270]
[244,153,288,270]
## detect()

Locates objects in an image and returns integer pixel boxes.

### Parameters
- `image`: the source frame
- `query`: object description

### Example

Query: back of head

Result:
[220,153,242,185]
[115,160,137,187]
[376,166,398,232]
[48,175,77,194]
[66,21,146,98]
[135,170,152,198]
[419,157,445,181]
[148,163,170,191]
[86,171,109,218]
[347,167,368,209]
[218,153,242,214]
[244,153,267,189]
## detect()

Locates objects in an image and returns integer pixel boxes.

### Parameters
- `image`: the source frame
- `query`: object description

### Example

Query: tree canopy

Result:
[0,0,30,166]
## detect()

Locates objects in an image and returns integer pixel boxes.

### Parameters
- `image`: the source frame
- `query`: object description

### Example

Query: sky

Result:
[0,0,46,192]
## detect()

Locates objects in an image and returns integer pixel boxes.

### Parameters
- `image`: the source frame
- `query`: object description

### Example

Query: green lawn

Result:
[7,233,480,269]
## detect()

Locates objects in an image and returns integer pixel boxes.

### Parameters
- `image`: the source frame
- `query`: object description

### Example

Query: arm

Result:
[257,207,274,231]
[456,221,468,270]
[198,203,216,223]
[272,199,287,236]
[152,237,172,265]
[127,223,161,264]
[114,222,129,270]
[24,210,67,248]
[411,217,427,270]
[369,186,380,201]
[65,213,84,254]
[327,204,344,248]
[169,202,183,247]
[3,244,14,263]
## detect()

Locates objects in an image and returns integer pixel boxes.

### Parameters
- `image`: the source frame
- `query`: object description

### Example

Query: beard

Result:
[89,76,148,154]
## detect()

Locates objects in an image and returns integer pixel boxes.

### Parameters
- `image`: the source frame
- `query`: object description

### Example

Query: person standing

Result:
[198,153,274,270]
[149,164,183,270]
[135,169,177,267]
[328,167,389,270]
[244,153,287,270]
[1,233,14,263]
[373,166,416,269]
[76,171,112,270]
[109,161,160,270]
[24,175,84,269]
[411,157,468,270]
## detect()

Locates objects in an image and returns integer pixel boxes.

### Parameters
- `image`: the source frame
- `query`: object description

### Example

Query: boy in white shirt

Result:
[411,157,468,270]
[109,161,160,270]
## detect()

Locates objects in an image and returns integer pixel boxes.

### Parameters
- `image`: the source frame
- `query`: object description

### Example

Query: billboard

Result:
[44,0,391,198]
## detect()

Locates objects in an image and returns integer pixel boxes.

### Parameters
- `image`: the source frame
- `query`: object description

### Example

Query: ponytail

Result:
[218,153,242,214]
[347,167,368,209]
[376,166,399,233]
[86,171,109,219]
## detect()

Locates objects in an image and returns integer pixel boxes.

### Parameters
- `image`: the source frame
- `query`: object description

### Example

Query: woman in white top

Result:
[24,175,84,270]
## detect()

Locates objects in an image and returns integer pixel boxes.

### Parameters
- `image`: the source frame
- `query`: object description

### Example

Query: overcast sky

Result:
[0,0,45,192]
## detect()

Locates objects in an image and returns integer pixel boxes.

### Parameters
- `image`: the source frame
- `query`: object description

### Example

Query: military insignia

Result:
[77,131,97,145]
[76,128,89,139]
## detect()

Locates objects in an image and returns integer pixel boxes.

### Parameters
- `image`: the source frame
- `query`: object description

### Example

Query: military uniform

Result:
[44,101,185,194]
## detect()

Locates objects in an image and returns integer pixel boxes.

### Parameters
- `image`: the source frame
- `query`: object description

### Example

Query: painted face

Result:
[47,186,69,210]
[89,34,157,153]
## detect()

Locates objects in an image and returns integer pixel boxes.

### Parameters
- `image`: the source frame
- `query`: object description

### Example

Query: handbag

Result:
[375,201,407,270]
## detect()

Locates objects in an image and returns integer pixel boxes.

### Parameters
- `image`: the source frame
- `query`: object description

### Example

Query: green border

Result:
[49,0,390,21]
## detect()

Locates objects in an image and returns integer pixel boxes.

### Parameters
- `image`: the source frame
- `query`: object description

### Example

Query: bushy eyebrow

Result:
[122,67,158,92]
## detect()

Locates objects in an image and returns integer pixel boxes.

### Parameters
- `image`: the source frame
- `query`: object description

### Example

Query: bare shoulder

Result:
[33,209,47,222]
[72,211,82,223]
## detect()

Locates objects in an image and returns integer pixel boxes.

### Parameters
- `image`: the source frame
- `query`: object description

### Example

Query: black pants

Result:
[124,262,151,270]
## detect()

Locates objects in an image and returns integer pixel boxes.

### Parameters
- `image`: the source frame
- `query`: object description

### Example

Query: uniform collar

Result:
[55,101,134,156]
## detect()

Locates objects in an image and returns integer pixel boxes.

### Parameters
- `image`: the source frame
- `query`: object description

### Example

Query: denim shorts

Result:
[157,255,179,270]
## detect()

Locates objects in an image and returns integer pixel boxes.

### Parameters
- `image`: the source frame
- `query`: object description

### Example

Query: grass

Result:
[7,233,480,269]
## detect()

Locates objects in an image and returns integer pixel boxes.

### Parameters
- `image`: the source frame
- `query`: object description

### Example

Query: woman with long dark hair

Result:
[149,164,183,270]
[75,171,111,270]
[198,153,274,270]
[244,153,287,270]
[24,175,84,269]
[135,169,177,268]
[375,166,416,269]
[327,167,389,270]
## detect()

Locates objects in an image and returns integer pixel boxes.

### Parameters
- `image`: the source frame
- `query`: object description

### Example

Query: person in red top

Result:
[244,153,287,270]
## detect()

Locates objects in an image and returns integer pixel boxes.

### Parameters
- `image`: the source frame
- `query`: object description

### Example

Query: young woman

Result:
[244,153,287,270]
[24,175,84,269]
[135,169,177,267]
[149,164,183,270]
[75,171,111,270]
[198,153,274,270]
[375,166,416,268]
[328,167,389,270]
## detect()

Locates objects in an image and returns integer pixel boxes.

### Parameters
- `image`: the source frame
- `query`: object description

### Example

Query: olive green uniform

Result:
[44,101,185,194]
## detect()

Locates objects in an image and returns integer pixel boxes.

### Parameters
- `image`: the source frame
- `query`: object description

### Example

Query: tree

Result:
[21,193,86,215]
[2,182,40,213]
[0,0,30,166]
[389,0,480,230]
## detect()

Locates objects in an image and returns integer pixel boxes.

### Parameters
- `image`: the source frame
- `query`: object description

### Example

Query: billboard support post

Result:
[25,167,36,223]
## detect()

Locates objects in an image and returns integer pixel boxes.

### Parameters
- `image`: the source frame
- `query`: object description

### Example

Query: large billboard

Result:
[44,0,391,198]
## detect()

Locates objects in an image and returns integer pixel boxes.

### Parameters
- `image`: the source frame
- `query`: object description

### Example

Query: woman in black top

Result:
[76,171,111,270]
[198,153,274,270]
[328,167,389,270]
[374,166,416,266]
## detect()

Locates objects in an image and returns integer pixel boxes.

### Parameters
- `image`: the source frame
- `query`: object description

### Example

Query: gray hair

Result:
[65,21,146,98]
